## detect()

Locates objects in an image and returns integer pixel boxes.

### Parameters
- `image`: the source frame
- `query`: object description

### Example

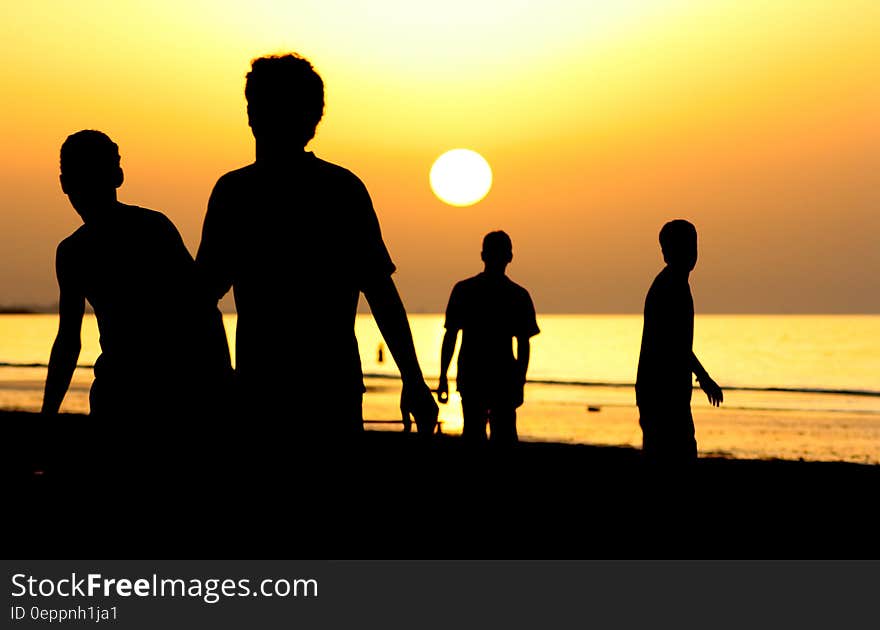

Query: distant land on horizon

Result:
[1,304,878,316]
[0,304,52,314]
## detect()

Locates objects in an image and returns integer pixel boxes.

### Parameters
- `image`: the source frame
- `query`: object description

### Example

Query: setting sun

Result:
[429,149,493,207]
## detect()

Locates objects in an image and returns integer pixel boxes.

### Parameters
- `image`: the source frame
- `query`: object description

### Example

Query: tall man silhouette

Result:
[437,231,539,444]
[196,54,437,438]
[636,220,723,462]
[43,130,231,420]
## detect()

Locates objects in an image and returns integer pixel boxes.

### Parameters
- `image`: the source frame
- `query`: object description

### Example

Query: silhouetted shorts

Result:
[90,371,229,420]
[638,405,697,463]
[238,380,365,439]
[89,376,172,419]
[461,395,517,445]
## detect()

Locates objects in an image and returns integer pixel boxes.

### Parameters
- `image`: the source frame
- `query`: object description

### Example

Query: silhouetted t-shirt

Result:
[59,204,230,413]
[636,266,694,409]
[444,273,539,397]
[196,153,395,404]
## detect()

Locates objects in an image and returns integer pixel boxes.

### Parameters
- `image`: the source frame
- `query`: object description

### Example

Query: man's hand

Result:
[436,376,449,404]
[401,381,439,436]
[699,375,724,407]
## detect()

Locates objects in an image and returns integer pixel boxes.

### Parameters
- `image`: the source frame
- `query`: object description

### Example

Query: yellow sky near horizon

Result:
[1,0,878,312]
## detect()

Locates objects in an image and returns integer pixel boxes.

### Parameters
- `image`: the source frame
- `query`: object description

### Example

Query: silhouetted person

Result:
[42,130,232,421]
[636,220,723,463]
[437,231,539,444]
[196,54,437,439]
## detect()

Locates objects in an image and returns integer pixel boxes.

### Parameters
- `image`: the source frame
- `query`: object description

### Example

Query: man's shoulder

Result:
[453,274,531,295]
[119,204,177,232]
[651,267,691,293]
[309,155,369,193]
[215,158,367,193]
[646,267,672,296]
[310,154,359,178]
[446,275,482,312]
[503,276,533,300]
[214,163,259,189]
[123,203,163,218]
[453,274,483,292]
[57,227,88,258]
[644,268,693,317]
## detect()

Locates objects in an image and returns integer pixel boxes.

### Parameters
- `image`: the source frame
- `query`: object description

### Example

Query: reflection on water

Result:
[361,378,880,464]
[1,314,878,463]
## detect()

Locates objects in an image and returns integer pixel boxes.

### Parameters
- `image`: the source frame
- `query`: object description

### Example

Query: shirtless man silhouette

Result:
[43,130,231,420]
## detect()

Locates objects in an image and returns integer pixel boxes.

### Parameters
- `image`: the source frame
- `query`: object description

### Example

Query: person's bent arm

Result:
[42,246,85,414]
[364,276,438,434]
[692,353,723,407]
[437,329,458,404]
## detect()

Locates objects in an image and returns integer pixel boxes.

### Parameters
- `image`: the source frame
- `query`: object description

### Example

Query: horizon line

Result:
[2,307,880,317]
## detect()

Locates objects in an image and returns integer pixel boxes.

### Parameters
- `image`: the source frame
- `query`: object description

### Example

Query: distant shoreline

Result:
[3,309,880,316]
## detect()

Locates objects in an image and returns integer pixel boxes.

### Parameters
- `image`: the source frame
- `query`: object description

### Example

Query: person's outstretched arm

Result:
[437,329,458,404]
[364,276,438,434]
[42,244,85,414]
[692,353,723,407]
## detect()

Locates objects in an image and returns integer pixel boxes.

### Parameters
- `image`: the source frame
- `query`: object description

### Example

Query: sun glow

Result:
[429,149,493,207]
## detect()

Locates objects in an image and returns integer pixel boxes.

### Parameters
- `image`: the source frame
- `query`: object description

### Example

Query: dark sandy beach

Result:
[5,411,878,558]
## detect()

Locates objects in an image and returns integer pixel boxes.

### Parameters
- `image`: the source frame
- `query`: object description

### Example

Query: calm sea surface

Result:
[1,314,878,463]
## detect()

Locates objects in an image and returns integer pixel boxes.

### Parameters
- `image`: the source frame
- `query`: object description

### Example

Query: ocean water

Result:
[1,314,878,463]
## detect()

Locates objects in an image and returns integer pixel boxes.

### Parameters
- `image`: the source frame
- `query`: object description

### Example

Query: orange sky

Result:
[1,0,878,312]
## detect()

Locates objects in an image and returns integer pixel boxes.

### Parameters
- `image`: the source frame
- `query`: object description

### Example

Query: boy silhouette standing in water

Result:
[636,219,723,462]
[196,54,437,438]
[42,130,231,420]
[437,231,539,444]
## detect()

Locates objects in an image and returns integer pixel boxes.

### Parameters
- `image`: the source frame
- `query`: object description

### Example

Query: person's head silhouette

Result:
[59,130,123,221]
[481,230,513,275]
[659,219,697,272]
[245,54,325,151]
